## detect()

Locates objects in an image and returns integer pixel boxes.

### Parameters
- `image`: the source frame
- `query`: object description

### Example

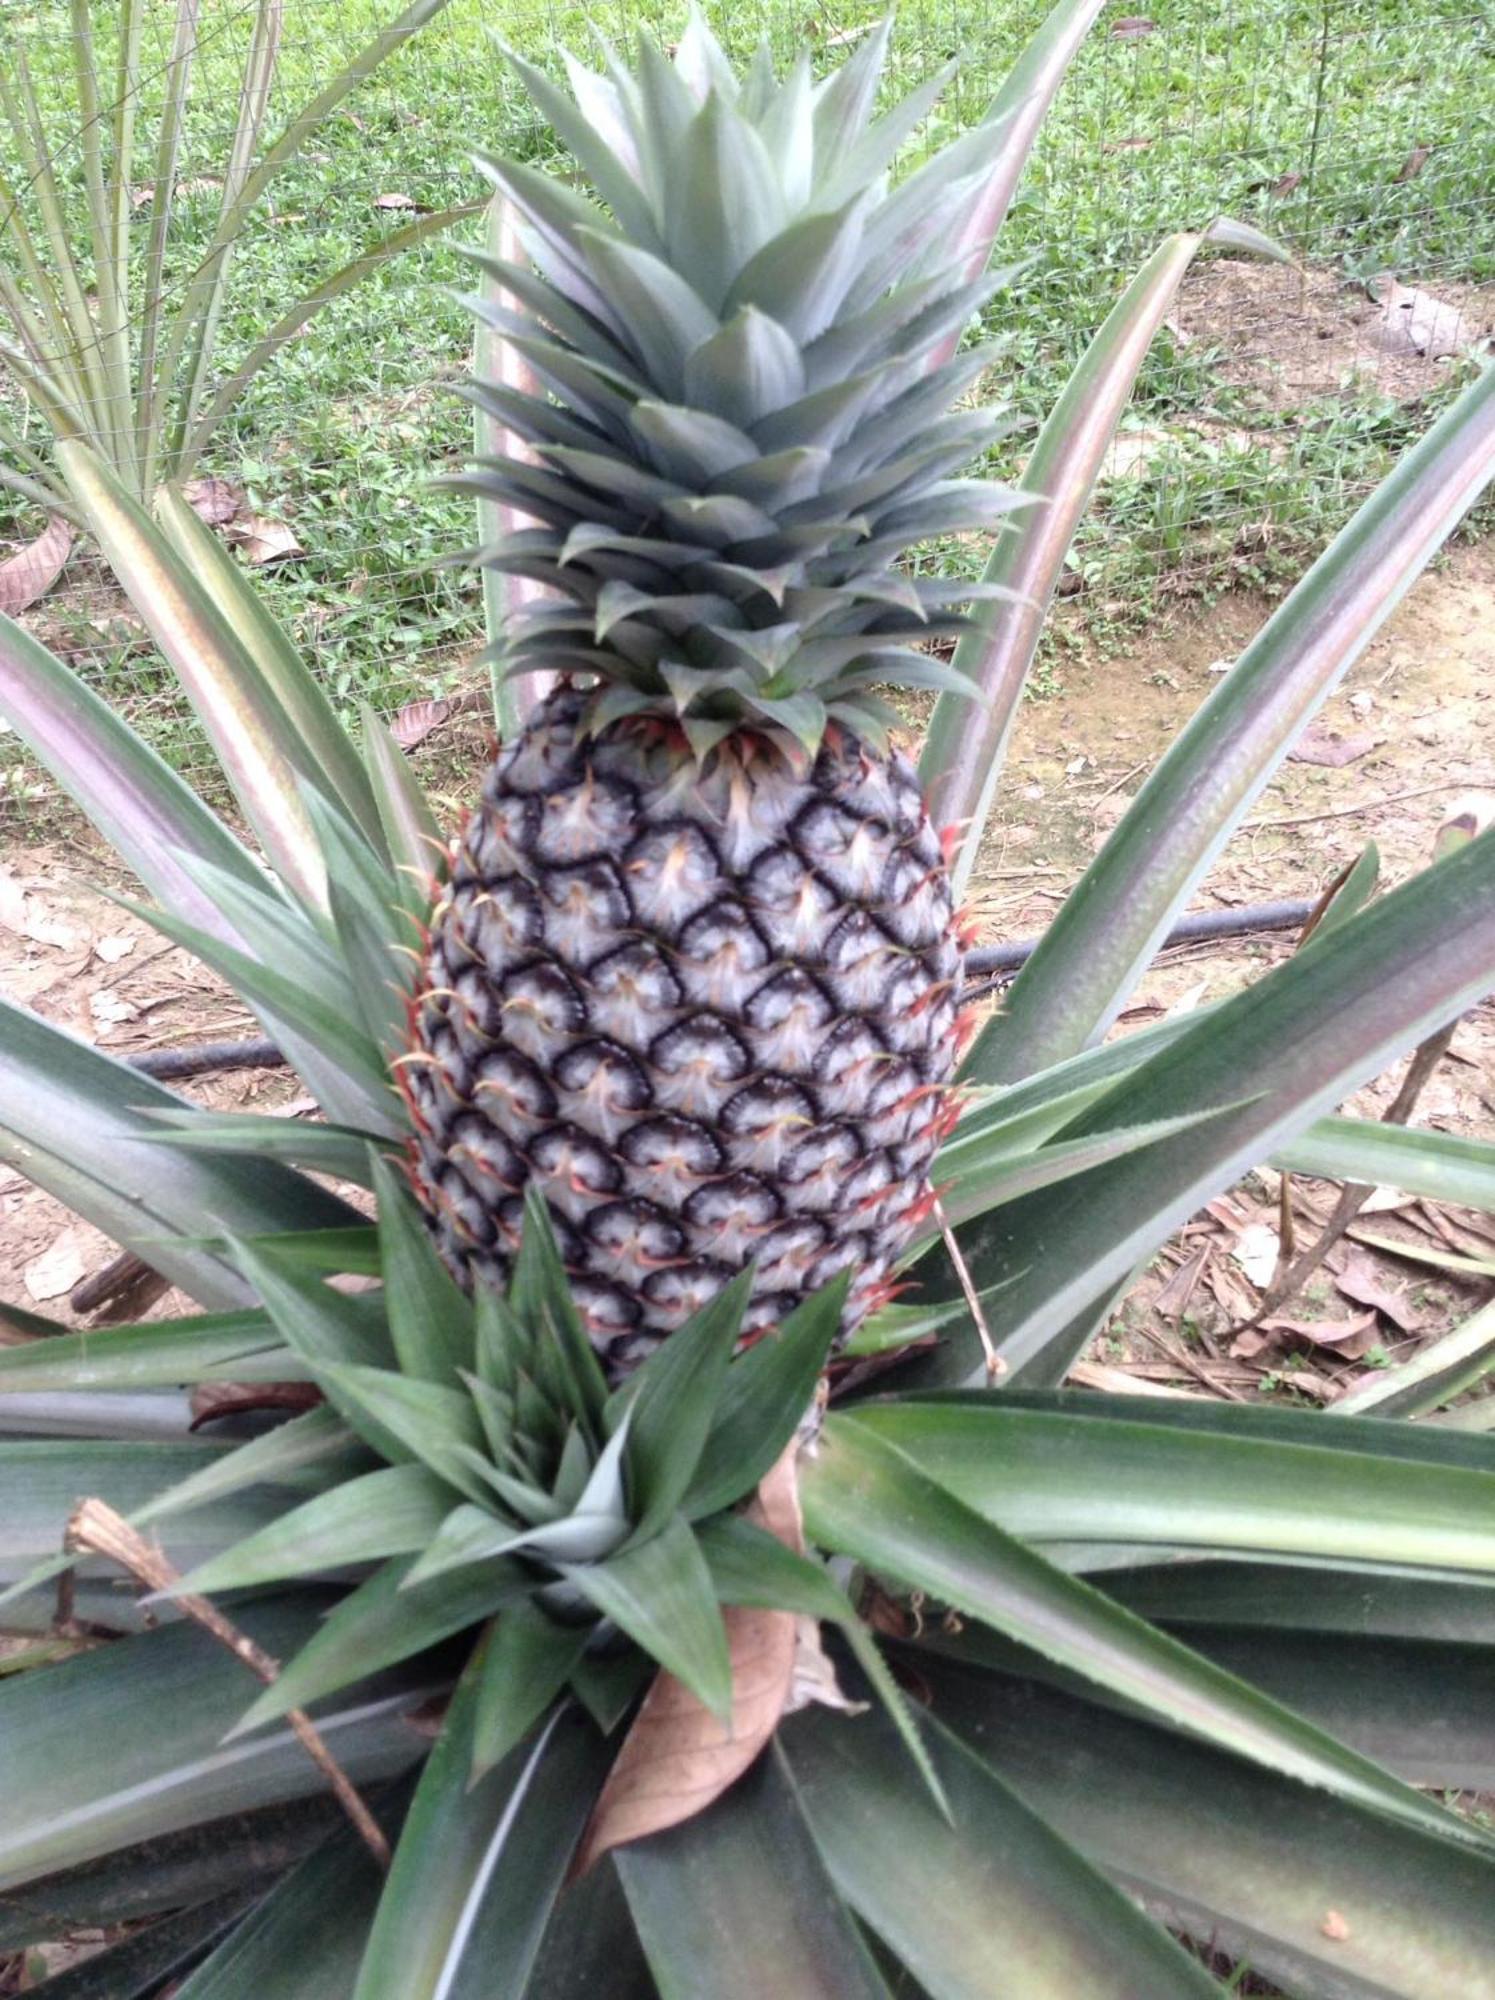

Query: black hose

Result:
[962,897,1314,987]
[120,898,1315,1083]
[127,1036,286,1082]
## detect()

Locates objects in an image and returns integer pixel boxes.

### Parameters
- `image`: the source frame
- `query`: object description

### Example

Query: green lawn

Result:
[1,0,1491,794]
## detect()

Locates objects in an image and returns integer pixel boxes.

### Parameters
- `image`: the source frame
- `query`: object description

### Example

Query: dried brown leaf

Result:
[24,1226,87,1301]
[230,514,303,566]
[191,1382,325,1428]
[1333,1247,1425,1332]
[571,1448,804,1879]
[1110,16,1156,37]
[374,191,428,212]
[1261,1308,1381,1357]
[183,476,245,528]
[1288,727,1382,769]
[1152,1244,1209,1324]
[0,515,72,616]
[1393,146,1431,184]
[391,696,454,750]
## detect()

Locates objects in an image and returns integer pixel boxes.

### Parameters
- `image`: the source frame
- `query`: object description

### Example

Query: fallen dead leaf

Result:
[88,990,138,1028]
[1393,145,1431,184]
[25,1226,88,1301]
[183,475,245,528]
[1153,1244,1209,1324]
[1288,727,1381,769]
[392,696,455,750]
[784,1617,866,1714]
[571,1447,805,1878]
[95,934,136,965]
[0,515,73,616]
[1269,170,1304,199]
[231,514,303,565]
[1261,1309,1381,1358]
[191,1382,325,1427]
[1204,1257,1261,1324]
[19,898,83,950]
[373,191,428,212]
[1321,1910,1351,1942]
[1110,15,1155,37]
[1333,1248,1424,1332]
[1231,1221,1281,1290]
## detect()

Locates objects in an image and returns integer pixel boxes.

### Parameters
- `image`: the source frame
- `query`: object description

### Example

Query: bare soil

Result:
[1175,259,1495,413]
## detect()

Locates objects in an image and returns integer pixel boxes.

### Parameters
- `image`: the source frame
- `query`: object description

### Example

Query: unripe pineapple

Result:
[405,18,1015,1371]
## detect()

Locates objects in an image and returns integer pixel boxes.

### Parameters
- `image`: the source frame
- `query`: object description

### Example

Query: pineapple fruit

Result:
[404,19,1014,1367]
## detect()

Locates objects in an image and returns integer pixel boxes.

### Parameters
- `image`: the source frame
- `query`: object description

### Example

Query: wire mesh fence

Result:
[0,0,1490,821]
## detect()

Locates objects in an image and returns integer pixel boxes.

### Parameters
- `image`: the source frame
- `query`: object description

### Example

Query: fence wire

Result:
[0,0,1490,820]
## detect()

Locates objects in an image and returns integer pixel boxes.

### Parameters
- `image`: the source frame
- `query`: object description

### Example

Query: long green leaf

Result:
[155,484,384,849]
[0,1598,431,1891]
[783,1707,1217,1999]
[955,827,1495,1380]
[476,193,558,735]
[173,1464,455,1596]
[0,610,266,949]
[0,1799,346,1954]
[1276,1115,1495,1211]
[0,1310,292,1392]
[1172,1626,1495,1791]
[929,0,1107,354]
[926,1653,1495,1999]
[0,998,360,1309]
[227,1557,515,1738]
[56,440,326,909]
[353,1667,604,2000]
[1333,1297,1495,1419]
[24,1893,252,1999]
[800,1415,1488,1855]
[0,1439,286,1589]
[1106,1558,1495,1642]
[173,1815,389,2000]
[616,1751,895,2000]
[925,224,1280,894]
[972,355,1495,1082]
[360,705,446,923]
[847,1397,1495,1574]
[137,1113,383,1185]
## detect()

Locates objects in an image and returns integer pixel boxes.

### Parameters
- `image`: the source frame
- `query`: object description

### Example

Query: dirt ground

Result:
[1,534,1491,1403]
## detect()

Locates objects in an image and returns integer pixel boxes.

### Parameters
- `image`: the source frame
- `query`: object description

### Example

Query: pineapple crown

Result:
[454,14,1028,759]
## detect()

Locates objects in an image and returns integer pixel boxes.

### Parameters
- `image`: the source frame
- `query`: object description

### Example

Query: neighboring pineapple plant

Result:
[0,7,1494,1997]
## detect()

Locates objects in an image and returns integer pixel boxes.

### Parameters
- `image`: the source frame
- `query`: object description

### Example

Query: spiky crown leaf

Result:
[455,15,1027,756]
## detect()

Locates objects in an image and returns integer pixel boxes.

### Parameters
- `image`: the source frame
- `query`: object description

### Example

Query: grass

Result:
[0,0,1491,800]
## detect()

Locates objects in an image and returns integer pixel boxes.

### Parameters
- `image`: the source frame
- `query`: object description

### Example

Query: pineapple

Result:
[404,20,1014,1366]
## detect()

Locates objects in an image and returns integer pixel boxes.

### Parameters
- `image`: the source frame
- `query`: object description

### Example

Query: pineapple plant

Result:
[0,7,1493,1996]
